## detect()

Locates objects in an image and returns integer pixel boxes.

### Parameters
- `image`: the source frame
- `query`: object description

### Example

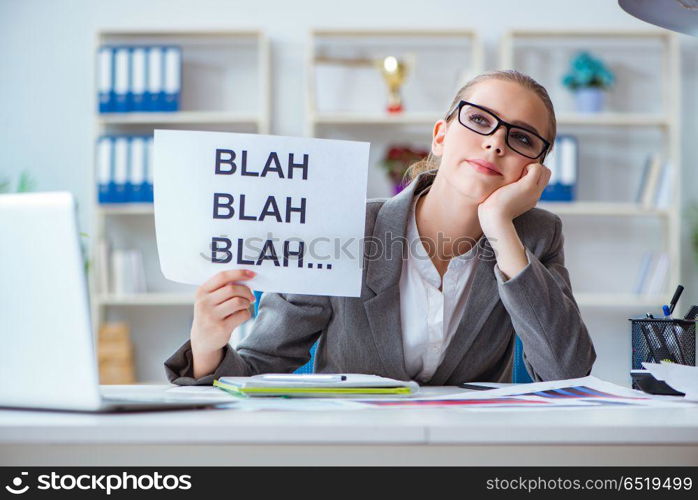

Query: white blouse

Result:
[399,187,481,383]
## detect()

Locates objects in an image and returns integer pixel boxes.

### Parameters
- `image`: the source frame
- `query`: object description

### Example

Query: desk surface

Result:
[1,385,697,466]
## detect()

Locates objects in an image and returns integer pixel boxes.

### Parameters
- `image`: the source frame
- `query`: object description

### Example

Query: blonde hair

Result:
[404,69,557,182]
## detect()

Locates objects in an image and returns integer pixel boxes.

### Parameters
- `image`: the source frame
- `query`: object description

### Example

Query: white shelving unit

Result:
[97,111,261,126]
[556,112,670,127]
[500,29,681,309]
[306,29,483,198]
[537,202,670,217]
[312,112,443,125]
[99,293,196,306]
[89,30,270,374]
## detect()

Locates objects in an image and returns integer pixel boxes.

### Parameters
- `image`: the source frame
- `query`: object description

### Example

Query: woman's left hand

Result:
[477,162,551,234]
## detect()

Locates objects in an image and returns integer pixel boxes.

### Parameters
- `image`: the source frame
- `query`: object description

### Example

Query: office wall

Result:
[1,0,697,383]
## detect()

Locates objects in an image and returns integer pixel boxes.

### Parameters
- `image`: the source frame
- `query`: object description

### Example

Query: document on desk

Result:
[353,376,698,410]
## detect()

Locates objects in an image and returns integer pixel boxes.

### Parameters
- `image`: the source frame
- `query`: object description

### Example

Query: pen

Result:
[459,383,496,391]
[662,305,672,318]
[668,285,684,315]
[684,305,698,321]
[259,374,347,383]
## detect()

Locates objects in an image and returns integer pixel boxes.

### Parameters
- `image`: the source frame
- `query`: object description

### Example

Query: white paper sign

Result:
[154,130,369,297]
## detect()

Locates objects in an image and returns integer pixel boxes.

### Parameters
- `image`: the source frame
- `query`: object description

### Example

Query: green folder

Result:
[213,374,418,398]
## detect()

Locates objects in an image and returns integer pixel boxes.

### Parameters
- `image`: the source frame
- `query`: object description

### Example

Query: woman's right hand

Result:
[190,269,256,377]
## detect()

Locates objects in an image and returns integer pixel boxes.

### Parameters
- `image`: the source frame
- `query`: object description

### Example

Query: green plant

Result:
[562,51,615,91]
[0,171,37,193]
[80,232,91,276]
[16,171,37,192]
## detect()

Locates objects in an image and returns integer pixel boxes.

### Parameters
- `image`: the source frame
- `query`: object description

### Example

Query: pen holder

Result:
[629,310,697,389]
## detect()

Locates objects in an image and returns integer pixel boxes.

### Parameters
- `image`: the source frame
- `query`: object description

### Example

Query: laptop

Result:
[0,191,229,412]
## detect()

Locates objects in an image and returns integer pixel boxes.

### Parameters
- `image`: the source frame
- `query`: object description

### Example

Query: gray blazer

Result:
[165,169,596,386]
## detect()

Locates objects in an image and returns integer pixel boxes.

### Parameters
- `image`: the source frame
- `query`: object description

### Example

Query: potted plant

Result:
[380,144,430,194]
[0,171,36,193]
[562,51,615,113]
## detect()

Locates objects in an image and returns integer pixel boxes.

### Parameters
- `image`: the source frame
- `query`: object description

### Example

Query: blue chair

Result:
[294,342,317,374]
[293,336,533,381]
[252,292,533,382]
[252,290,264,316]
[252,291,315,374]
[294,336,532,381]
[513,335,533,383]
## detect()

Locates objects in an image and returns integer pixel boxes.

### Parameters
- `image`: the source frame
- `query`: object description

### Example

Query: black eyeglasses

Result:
[446,100,551,160]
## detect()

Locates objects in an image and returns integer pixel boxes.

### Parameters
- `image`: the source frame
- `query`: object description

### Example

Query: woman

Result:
[165,70,596,386]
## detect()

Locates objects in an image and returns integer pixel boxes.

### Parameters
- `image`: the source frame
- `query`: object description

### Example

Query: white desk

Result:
[1,386,697,466]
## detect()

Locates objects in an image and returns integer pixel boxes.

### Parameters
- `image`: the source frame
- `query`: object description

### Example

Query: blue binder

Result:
[130,47,147,112]
[136,136,152,203]
[98,135,153,203]
[112,136,129,202]
[97,136,113,203]
[163,46,181,111]
[146,46,163,111]
[145,136,154,202]
[127,136,145,202]
[112,47,130,113]
[541,135,577,202]
[99,45,179,113]
[124,137,134,201]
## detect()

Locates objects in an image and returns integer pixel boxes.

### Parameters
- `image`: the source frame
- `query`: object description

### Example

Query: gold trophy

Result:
[377,56,408,113]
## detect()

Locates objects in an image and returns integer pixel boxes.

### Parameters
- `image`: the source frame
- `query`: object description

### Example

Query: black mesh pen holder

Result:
[630,311,697,376]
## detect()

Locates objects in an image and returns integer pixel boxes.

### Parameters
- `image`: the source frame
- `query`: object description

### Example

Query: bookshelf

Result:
[86,28,682,384]
[305,28,679,309]
[500,29,681,309]
[90,30,270,380]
